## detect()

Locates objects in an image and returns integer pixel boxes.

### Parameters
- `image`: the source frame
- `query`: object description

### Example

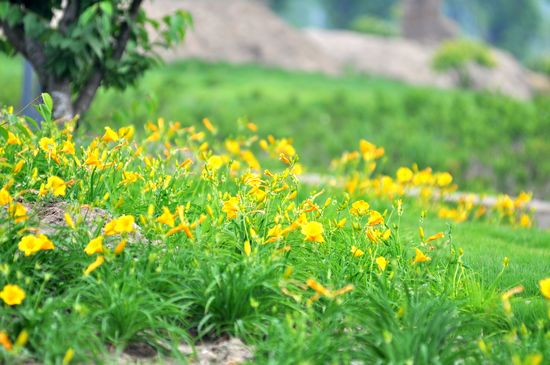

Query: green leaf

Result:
[0,125,8,141]
[41,93,53,114]
[98,2,113,17]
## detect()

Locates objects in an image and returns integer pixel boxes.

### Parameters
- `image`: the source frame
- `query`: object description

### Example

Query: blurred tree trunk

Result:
[401,0,458,44]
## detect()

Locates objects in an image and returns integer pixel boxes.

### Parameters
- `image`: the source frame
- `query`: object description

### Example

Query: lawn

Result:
[1,57,549,364]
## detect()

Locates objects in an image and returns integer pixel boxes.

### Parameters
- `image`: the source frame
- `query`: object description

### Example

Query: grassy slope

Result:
[2,56,550,198]
[1,55,549,305]
[87,61,550,198]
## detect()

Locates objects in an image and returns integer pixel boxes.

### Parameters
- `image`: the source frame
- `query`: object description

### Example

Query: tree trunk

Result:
[48,80,74,122]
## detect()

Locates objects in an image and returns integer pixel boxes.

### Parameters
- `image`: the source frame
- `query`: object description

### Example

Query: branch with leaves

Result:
[0,0,191,125]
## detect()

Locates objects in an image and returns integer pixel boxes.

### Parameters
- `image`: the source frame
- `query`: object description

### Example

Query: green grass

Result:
[2,56,550,199]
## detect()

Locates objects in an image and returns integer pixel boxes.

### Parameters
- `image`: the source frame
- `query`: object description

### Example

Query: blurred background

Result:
[1,0,550,199]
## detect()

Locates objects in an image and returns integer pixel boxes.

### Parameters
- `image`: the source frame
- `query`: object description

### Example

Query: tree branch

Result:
[1,20,47,86]
[73,0,143,118]
[58,0,81,33]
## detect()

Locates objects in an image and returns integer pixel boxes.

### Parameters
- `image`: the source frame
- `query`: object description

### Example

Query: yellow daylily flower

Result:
[84,236,104,255]
[414,248,431,264]
[0,284,25,306]
[301,221,325,243]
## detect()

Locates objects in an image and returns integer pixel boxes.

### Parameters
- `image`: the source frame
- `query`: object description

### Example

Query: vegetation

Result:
[350,15,397,37]
[3,57,549,198]
[432,39,496,87]
[0,96,549,363]
[528,55,550,78]
[0,1,190,121]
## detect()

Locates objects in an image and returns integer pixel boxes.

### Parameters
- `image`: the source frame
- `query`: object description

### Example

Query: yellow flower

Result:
[120,171,142,186]
[157,207,175,227]
[202,118,217,133]
[247,122,258,132]
[84,236,104,255]
[102,127,119,143]
[46,176,67,196]
[539,278,550,299]
[376,256,387,271]
[351,245,364,257]
[64,213,75,229]
[275,139,295,157]
[0,284,26,306]
[301,221,325,243]
[349,200,370,216]
[84,256,105,276]
[6,132,21,145]
[519,214,532,228]
[0,187,12,206]
[225,139,241,155]
[63,348,75,365]
[118,126,135,140]
[9,203,28,223]
[18,234,55,256]
[207,155,224,171]
[61,139,75,155]
[396,167,413,183]
[114,239,127,255]
[435,172,453,187]
[336,218,347,228]
[13,159,25,174]
[0,331,12,351]
[306,278,331,297]
[414,248,431,264]
[426,232,445,243]
[243,240,251,257]
[39,137,57,153]
[84,148,103,168]
[367,210,384,226]
[222,197,240,220]
[104,215,135,236]
[366,228,391,243]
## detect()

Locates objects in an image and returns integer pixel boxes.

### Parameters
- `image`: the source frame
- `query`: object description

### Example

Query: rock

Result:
[178,337,253,365]
[24,201,146,244]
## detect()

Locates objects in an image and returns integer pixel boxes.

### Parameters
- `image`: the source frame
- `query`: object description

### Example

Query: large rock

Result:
[144,0,340,74]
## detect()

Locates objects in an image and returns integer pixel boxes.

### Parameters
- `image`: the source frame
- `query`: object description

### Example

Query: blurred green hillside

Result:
[2,55,550,198]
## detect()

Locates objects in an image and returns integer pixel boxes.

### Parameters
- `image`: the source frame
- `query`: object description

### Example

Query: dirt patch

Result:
[110,338,253,365]
[179,337,253,365]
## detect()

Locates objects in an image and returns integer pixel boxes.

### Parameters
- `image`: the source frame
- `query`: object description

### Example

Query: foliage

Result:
[432,39,496,88]
[445,0,542,59]
[0,97,549,363]
[56,60,550,200]
[0,1,191,120]
[527,55,550,78]
[350,16,397,37]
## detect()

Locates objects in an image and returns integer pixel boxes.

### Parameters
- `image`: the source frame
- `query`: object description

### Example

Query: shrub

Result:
[432,39,497,87]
